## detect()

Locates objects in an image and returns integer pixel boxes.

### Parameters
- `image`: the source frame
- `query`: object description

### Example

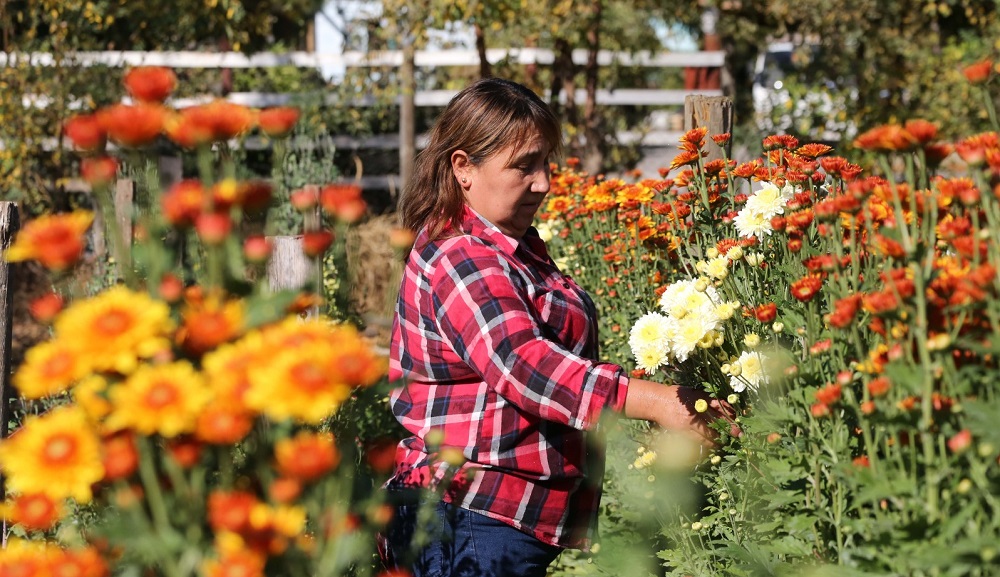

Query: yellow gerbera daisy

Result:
[54,285,174,374]
[0,406,103,503]
[202,331,265,406]
[13,338,88,399]
[246,340,362,424]
[106,361,211,437]
[72,375,113,424]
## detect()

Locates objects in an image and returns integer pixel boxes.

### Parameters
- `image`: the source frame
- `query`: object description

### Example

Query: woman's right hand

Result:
[623,378,740,447]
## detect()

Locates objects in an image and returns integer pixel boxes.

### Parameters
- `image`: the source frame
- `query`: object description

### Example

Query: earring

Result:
[461,177,467,183]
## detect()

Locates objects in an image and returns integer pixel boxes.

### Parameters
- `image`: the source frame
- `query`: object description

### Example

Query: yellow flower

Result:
[54,286,174,374]
[107,361,212,437]
[247,330,385,424]
[4,210,94,271]
[72,375,112,423]
[0,406,103,503]
[13,338,88,399]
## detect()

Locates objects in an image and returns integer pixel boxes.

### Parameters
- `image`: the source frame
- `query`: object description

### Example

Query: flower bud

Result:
[195,212,231,245]
[694,399,709,413]
[727,393,738,404]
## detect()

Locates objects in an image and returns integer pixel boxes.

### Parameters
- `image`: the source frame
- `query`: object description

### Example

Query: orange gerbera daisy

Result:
[2,492,64,531]
[49,546,109,577]
[202,547,266,577]
[0,406,104,503]
[208,490,259,533]
[5,211,94,271]
[176,293,245,356]
[162,179,207,227]
[54,286,174,374]
[64,114,106,151]
[0,539,51,576]
[13,338,88,399]
[320,183,367,223]
[106,361,212,437]
[274,431,340,482]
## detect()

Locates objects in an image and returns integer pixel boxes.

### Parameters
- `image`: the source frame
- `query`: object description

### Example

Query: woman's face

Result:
[453,131,551,238]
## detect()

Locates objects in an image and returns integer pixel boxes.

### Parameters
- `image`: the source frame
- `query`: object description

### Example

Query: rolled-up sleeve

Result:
[429,242,627,430]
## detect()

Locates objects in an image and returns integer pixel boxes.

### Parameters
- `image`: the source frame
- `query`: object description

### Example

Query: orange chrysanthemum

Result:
[80,156,119,187]
[106,361,212,437]
[963,59,993,84]
[790,275,824,302]
[98,103,166,147]
[54,286,174,374]
[0,406,104,503]
[274,431,341,482]
[13,338,88,399]
[124,66,177,103]
[853,124,918,152]
[202,547,266,577]
[795,143,833,159]
[5,211,94,271]
[49,546,109,577]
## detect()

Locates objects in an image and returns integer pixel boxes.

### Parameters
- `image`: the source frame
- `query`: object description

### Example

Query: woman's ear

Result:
[451,150,472,187]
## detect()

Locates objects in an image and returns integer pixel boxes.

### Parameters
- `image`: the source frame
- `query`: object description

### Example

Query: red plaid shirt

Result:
[387,205,629,549]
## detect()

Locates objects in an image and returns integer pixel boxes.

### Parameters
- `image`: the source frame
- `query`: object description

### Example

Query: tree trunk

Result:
[581,0,603,175]
[552,38,578,154]
[474,23,492,78]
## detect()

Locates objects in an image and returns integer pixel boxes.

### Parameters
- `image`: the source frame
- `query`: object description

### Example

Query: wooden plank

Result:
[0,49,726,69]
[0,202,19,443]
[113,179,134,277]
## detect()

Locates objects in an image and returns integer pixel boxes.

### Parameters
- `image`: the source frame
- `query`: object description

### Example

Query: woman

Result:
[381,77,734,577]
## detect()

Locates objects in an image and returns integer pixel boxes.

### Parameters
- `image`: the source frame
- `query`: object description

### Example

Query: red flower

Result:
[810,402,831,418]
[754,303,777,323]
[80,156,118,187]
[852,455,870,467]
[98,103,166,148]
[64,114,106,151]
[947,429,972,453]
[853,124,917,152]
[195,212,232,245]
[243,235,272,263]
[123,66,177,102]
[290,185,320,211]
[796,143,833,159]
[162,180,206,227]
[962,59,993,84]
[320,183,367,223]
[258,107,301,137]
[791,276,824,302]
[29,292,64,323]
[302,230,334,257]
[814,383,842,405]
[903,119,938,144]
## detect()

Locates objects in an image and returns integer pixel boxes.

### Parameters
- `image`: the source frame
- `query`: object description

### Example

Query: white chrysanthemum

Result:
[703,256,730,280]
[634,342,671,374]
[658,279,699,316]
[536,221,555,242]
[730,350,769,393]
[745,181,794,218]
[713,300,740,321]
[733,207,773,239]
[629,312,672,351]
[670,314,719,362]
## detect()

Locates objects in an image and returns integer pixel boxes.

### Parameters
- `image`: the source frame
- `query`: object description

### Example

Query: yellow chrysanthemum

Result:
[107,361,212,437]
[54,286,174,374]
[13,338,88,399]
[0,406,103,503]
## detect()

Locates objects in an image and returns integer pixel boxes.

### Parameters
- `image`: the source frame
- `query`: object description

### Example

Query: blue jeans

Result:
[380,499,562,577]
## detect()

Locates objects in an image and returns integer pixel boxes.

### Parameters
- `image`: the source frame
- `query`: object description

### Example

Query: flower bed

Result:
[539,59,1000,575]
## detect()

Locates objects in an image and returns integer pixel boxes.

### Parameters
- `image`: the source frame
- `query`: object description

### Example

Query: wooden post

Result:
[113,179,134,277]
[399,35,416,193]
[158,155,183,192]
[0,202,19,442]
[267,235,321,318]
[683,95,734,163]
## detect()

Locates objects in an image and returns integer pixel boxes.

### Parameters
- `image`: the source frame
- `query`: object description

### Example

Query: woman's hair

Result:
[399,78,562,240]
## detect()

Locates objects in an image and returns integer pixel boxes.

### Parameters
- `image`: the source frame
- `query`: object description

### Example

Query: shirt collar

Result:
[459,204,524,256]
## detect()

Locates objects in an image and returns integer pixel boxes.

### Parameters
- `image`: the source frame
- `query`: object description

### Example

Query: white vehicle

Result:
[751,42,857,143]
